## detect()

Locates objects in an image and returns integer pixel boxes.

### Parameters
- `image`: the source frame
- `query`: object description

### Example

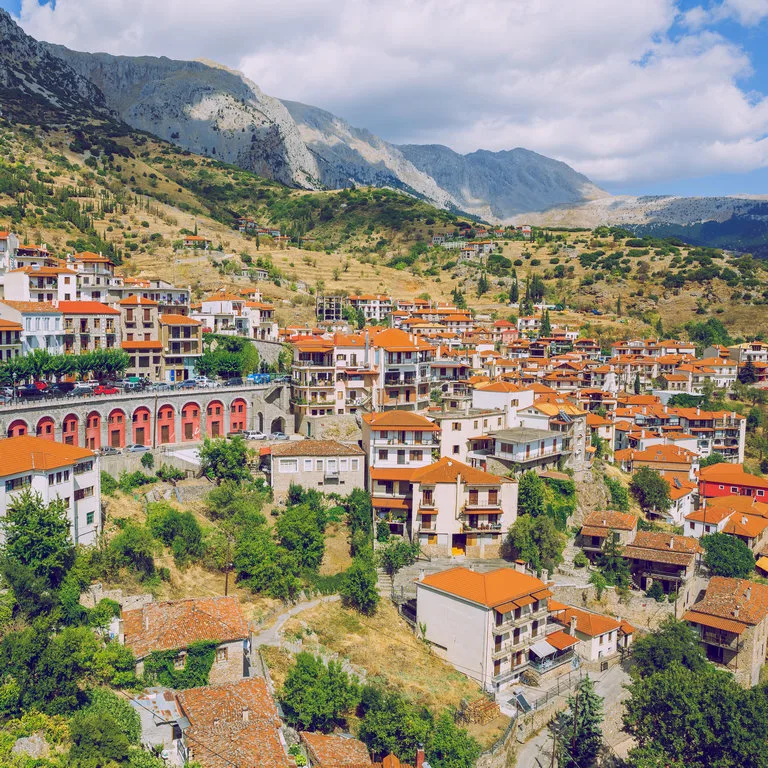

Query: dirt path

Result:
[252,595,341,647]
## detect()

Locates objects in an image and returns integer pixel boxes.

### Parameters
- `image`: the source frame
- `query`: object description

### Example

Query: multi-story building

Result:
[684,577,768,687]
[119,294,159,343]
[58,301,120,354]
[410,457,517,557]
[362,410,440,537]
[0,300,64,355]
[316,294,347,323]
[158,314,203,382]
[623,531,702,607]
[430,403,507,463]
[577,510,638,561]
[68,251,121,302]
[0,436,101,545]
[0,318,22,361]
[348,294,393,322]
[4,265,78,303]
[372,328,435,412]
[0,230,20,272]
[416,566,553,690]
[727,342,768,364]
[107,277,190,314]
[268,440,365,502]
[684,495,768,553]
[698,462,768,500]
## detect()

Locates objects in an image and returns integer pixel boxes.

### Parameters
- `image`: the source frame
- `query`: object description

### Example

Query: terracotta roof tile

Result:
[684,576,768,627]
[411,456,507,486]
[549,604,621,637]
[418,567,547,608]
[57,301,120,315]
[0,436,94,475]
[271,440,364,457]
[301,732,372,767]
[362,411,439,431]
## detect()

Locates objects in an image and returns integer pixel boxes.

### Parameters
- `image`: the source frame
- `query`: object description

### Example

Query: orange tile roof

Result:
[546,629,580,650]
[0,436,95,475]
[363,411,439,431]
[0,319,22,331]
[624,532,702,566]
[581,510,638,532]
[549,604,621,637]
[371,497,410,509]
[0,300,60,314]
[160,314,201,325]
[177,678,290,768]
[300,732,371,767]
[370,467,419,482]
[122,596,248,659]
[700,463,768,489]
[411,457,506,486]
[684,576,768,627]
[271,440,364,457]
[418,567,548,608]
[57,301,120,315]
[723,512,768,539]
[705,495,768,518]
[203,291,243,302]
[119,295,158,306]
[122,340,162,350]
[475,381,524,393]
[74,251,115,264]
[372,327,435,352]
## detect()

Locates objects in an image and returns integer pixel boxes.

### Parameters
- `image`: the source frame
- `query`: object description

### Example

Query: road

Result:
[513,662,632,768]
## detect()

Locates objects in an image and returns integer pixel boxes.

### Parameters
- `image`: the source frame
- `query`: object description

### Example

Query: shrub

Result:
[101,471,118,496]
[574,550,589,568]
[645,581,665,601]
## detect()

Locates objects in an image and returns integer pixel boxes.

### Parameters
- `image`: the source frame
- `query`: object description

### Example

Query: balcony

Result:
[373,437,438,447]
[294,359,334,369]
[461,522,503,533]
[493,636,527,659]
[529,649,578,674]
[700,630,738,650]
[324,471,340,485]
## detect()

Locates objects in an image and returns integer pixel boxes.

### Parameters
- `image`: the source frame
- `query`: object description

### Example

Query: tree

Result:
[234,527,300,601]
[540,309,551,337]
[630,617,706,679]
[140,451,154,470]
[86,688,141,745]
[510,274,519,304]
[701,533,755,578]
[275,503,326,572]
[477,273,489,297]
[105,522,159,581]
[358,688,431,762]
[616,296,622,316]
[630,467,671,517]
[504,515,565,576]
[699,452,727,467]
[739,359,757,384]
[199,437,250,484]
[747,406,762,431]
[558,676,604,768]
[377,539,419,584]
[634,372,641,394]
[604,477,630,512]
[517,471,545,517]
[1,490,75,593]
[623,662,768,768]
[69,708,132,766]
[427,711,481,768]
[596,533,631,588]
[280,653,360,732]
[340,555,380,615]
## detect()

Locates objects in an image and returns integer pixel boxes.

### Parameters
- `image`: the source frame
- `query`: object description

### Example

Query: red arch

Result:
[229,398,247,433]
[181,402,201,442]
[7,419,28,438]
[108,409,126,449]
[156,404,176,445]
[206,400,225,438]
[36,416,56,441]
[62,413,79,446]
[132,406,151,447]
[85,411,101,451]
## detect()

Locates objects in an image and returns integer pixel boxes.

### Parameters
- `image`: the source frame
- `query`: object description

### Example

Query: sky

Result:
[3,0,768,197]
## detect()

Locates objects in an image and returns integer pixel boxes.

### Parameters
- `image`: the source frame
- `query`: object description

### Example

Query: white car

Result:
[194,377,217,388]
[244,430,267,440]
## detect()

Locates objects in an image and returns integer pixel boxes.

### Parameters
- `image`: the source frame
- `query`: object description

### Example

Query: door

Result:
[211,422,220,437]
[110,431,120,448]
[452,534,466,556]
[135,427,145,446]
[161,425,170,443]
[184,422,193,440]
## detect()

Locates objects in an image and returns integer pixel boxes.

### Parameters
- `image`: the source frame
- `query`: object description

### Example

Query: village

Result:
[0,223,766,768]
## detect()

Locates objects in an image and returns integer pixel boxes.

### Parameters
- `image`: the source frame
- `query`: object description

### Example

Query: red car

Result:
[94,384,119,395]
[33,381,48,391]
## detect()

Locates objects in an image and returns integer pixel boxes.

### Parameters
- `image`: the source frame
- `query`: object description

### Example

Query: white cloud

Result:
[13,0,768,186]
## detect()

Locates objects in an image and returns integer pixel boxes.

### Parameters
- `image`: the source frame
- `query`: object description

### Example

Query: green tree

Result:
[623,662,768,768]
[700,533,755,578]
[630,617,706,679]
[280,653,360,732]
[93,642,139,688]
[596,534,631,588]
[477,273,489,297]
[199,437,250,484]
[275,503,326,573]
[540,309,552,337]
[85,688,141,745]
[739,359,757,384]
[147,503,206,567]
[629,467,671,517]
[510,273,519,305]
[634,372,641,394]
[517,471,545,517]
[699,452,728,467]
[140,451,154,471]
[427,711,481,768]
[358,688,431,762]
[105,522,159,581]
[376,539,419,584]
[69,708,132,766]
[604,477,630,512]
[558,676,604,768]
[340,555,380,616]
[504,515,565,576]
[234,527,299,601]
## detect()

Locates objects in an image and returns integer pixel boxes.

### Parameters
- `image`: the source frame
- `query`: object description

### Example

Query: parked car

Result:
[244,430,267,440]
[269,432,289,440]
[272,375,292,383]
[46,385,71,398]
[150,382,172,392]
[16,384,46,400]
[175,379,197,389]
[94,384,119,396]
[33,380,48,391]
[224,377,244,387]
[51,381,75,393]
[124,444,150,453]
[69,383,95,397]
[194,377,217,389]
[100,446,121,456]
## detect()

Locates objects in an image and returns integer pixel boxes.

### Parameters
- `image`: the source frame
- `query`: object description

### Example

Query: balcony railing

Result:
[529,649,578,673]
[492,636,527,659]
[700,630,738,650]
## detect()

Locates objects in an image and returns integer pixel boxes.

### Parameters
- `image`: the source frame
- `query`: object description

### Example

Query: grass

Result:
[319,522,353,576]
[279,599,510,748]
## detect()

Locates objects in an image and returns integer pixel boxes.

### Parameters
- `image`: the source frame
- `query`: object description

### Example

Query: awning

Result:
[532,589,553,600]
[529,639,557,659]
[757,556,768,573]
[495,601,518,615]
[372,497,410,510]
[515,595,535,607]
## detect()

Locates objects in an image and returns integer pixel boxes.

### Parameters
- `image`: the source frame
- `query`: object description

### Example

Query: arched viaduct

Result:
[0,384,291,450]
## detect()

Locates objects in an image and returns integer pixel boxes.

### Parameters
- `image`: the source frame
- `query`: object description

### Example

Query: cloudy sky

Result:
[3,0,768,195]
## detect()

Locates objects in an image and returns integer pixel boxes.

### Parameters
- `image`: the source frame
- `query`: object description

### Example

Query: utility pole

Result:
[570,684,580,768]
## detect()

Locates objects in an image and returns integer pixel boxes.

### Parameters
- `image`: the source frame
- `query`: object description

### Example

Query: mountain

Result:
[398,144,607,220]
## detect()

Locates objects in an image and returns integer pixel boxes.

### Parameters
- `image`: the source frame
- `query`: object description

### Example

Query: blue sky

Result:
[4,0,768,198]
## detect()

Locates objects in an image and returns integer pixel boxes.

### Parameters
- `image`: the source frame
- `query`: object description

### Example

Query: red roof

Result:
[57,301,120,315]
[418,567,549,608]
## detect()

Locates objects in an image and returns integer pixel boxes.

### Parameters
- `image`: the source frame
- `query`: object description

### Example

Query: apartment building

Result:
[430,404,506,463]
[623,532,702,607]
[58,301,120,354]
[69,251,120,302]
[0,300,64,355]
[699,462,768,500]
[268,440,365,502]
[0,230,19,271]
[410,457,517,558]
[348,293,393,322]
[0,436,101,545]
[0,318,22,361]
[372,328,435,412]
[684,577,768,687]
[685,495,768,554]
[4,265,78,303]
[416,567,553,690]
[119,295,161,380]
[727,342,768,364]
[362,410,439,537]
[158,314,203,382]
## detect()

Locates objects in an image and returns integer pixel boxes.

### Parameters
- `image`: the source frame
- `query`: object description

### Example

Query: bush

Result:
[101,471,118,496]
[147,502,207,567]
[645,581,665,601]
[156,464,184,483]
[117,471,157,493]
[140,452,154,470]
[340,556,380,615]
[574,550,589,568]
[701,533,755,578]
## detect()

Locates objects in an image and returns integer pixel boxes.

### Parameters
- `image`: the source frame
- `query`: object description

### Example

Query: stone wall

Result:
[475,718,518,768]
[208,639,247,685]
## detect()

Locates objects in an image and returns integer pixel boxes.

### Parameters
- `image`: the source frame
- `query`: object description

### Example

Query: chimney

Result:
[734,607,739,619]
[742,516,748,526]
[746,586,752,600]
[144,613,150,632]
[242,707,249,722]
[213,717,220,728]
[569,615,577,635]
[669,537,674,549]
[514,559,526,573]
[418,568,425,582]
[416,745,426,768]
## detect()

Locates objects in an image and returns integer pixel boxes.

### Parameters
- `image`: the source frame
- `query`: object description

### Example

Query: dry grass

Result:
[280,600,509,747]
[319,523,353,576]
[260,646,295,691]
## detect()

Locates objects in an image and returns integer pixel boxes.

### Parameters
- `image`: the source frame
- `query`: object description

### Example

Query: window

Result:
[174,653,186,670]
[340,458,349,471]
[452,445,460,455]
[316,459,324,471]
[469,489,479,505]
[5,475,31,492]
[452,422,461,431]
[215,647,228,663]
[351,459,360,471]
[303,459,313,472]
[74,487,94,501]
[473,420,478,429]
[74,461,93,475]
[278,459,298,473]
[731,486,738,493]
[86,511,94,525]
[759,490,765,497]
[48,473,55,486]
[488,489,498,505]
[409,450,421,462]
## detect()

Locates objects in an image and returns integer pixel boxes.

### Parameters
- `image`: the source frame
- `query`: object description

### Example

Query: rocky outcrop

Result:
[42,46,321,189]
